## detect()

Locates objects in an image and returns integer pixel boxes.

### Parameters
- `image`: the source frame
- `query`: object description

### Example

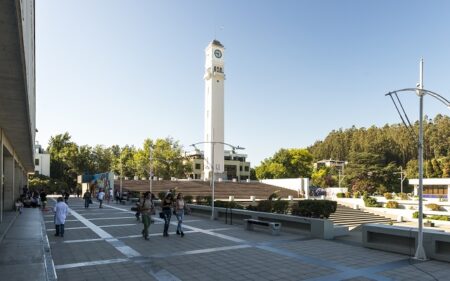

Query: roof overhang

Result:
[0,0,35,171]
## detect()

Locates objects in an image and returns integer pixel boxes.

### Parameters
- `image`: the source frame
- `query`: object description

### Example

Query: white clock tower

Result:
[203,40,225,180]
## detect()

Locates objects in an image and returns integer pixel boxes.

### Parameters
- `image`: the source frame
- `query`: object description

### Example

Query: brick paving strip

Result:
[46,199,447,281]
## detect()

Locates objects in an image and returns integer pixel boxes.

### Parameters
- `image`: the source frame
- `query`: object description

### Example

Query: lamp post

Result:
[120,156,123,197]
[190,141,245,220]
[386,59,450,261]
[394,166,406,194]
[149,146,152,194]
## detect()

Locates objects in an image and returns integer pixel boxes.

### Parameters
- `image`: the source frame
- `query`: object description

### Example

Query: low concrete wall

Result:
[187,204,346,239]
[362,223,450,262]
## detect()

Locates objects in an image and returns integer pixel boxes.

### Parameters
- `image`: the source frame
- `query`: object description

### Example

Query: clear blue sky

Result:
[36,0,450,166]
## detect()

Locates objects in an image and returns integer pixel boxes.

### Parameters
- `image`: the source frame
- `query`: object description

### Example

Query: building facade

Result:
[0,0,36,222]
[34,143,50,177]
[186,150,250,181]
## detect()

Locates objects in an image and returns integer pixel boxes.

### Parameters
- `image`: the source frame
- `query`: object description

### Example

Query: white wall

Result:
[260,178,310,198]
[35,153,50,177]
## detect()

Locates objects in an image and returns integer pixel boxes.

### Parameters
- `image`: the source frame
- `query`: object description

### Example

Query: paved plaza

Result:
[1,197,450,281]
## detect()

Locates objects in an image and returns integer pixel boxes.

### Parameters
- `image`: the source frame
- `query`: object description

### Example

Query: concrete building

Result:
[314,159,347,171]
[0,0,36,222]
[409,178,450,200]
[186,149,250,181]
[34,143,50,177]
[203,40,225,180]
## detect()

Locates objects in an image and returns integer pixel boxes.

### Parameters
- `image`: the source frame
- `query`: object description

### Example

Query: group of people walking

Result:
[137,191,188,240]
[52,187,189,241]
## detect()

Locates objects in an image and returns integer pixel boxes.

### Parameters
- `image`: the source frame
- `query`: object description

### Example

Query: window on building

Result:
[195,163,201,170]
[245,166,249,172]
[35,159,39,166]
[239,166,242,171]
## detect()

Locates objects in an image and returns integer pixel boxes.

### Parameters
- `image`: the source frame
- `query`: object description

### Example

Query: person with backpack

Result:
[140,192,154,240]
[83,190,92,208]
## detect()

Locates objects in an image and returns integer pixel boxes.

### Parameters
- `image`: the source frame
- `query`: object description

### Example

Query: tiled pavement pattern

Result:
[38,197,450,281]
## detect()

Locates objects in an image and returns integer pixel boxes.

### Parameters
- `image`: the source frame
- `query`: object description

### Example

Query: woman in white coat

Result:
[54,197,69,237]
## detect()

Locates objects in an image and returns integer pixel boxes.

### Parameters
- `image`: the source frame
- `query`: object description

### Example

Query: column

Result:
[447,185,450,202]
[3,156,14,210]
[14,162,21,202]
[0,138,3,222]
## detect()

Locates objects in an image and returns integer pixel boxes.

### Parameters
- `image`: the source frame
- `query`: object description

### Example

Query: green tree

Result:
[255,148,313,179]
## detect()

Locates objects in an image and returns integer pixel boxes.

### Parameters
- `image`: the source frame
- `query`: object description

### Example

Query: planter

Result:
[424,222,435,227]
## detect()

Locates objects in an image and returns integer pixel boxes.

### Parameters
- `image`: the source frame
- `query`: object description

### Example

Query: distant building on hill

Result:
[185,149,250,181]
[314,159,347,172]
[34,143,50,177]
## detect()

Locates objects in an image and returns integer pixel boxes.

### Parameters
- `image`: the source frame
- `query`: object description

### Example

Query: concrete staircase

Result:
[329,204,393,229]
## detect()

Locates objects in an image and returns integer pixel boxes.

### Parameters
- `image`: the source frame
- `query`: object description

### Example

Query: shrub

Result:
[291,200,337,219]
[425,203,441,211]
[204,196,212,206]
[158,191,167,200]
[353,191,361,198]
[384,193,393,200]
[399,193,409,200]
[345,192,351,198]
[214,200,244,209]
[363,195,379,207]
[184,195,193,204]
[254,200,273,212]
[336,193,345,198]
[385,201,399,209]
[272,199,289,214]
[412,211,426,219]
[427,215,449,221]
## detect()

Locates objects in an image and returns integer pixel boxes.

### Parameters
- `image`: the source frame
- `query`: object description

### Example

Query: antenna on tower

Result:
[214,26,224,40]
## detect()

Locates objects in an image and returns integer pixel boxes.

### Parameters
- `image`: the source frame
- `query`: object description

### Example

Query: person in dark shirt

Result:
[40,190,47,210]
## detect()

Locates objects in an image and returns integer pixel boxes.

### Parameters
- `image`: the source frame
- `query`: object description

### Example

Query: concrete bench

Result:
[362,223,450,262]
[244,219,281,235]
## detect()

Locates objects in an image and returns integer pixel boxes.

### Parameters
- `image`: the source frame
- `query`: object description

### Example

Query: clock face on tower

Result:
[214,49,222,58]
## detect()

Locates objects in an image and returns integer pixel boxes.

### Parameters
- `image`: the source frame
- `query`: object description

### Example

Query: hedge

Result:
[291,200,337,219]
[385,201,399,209]
[425,203,441,211]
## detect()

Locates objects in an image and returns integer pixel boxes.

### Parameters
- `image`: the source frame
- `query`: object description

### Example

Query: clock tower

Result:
[204,40,225,180]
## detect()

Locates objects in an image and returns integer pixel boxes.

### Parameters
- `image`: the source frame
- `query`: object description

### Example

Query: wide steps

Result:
[329,204,394,228]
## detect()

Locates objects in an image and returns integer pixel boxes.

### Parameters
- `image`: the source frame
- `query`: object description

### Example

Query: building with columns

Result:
[0,0,36,222]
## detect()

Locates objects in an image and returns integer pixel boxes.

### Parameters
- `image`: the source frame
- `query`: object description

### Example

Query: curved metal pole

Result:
[190,141,244,220]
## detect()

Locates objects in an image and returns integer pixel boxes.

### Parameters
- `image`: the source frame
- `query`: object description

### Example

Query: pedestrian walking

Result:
[175,193,186,237]
[115,190,120,204]
[63,191,70,204]
[140,192,154,240]
[83,190,91,208]
[161,192,174,237]
[97,189,105,208]
[53,197,69,237]
[40,189,47,211]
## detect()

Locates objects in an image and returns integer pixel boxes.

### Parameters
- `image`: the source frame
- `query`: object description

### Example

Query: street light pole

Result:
[120,156,123,197]
[149,146,152,194]
[190,141,244,220]
[211,142,215,220]
[386,59,450,260]
[415,59,426,260]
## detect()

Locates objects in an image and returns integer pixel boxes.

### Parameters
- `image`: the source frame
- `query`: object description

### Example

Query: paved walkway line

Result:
[54,258,128,270]
[46,226,89,231]
[40,209,57,281]
[69,208,141,258]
